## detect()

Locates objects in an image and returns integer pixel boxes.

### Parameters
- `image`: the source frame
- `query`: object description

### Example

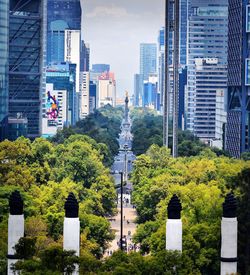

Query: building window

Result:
[246,5,250,32]
[245,58,250,85]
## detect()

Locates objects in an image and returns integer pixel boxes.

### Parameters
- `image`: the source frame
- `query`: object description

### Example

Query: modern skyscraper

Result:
[79,72,90,119]
[226,0,250,158]
[64,29,81,121]
[193,58,227,143]
[46,62,76,126]
[80,41,90,72]
[97,72,116,108]
[8,0,47,139]
[47,0,81,64]
[180,0,188,65]
[213,89,227,149]
[140,43,157,107]
[158,28,165,111]
[143,74,158,110]
[186,1,228,135]
[140,43,157,82]
[134,74,141,107]
[0,0,9,140]
[89,81,97,113]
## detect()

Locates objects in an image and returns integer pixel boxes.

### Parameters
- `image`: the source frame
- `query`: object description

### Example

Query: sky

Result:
[81,0,165,97]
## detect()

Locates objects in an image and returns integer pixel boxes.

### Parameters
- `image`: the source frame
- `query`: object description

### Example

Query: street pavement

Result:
[105,115,138,256]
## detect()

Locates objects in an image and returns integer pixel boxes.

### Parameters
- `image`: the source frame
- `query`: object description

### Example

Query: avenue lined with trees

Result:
[0,106,250,274]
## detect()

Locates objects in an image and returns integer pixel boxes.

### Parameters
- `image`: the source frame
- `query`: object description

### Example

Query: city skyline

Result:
[82,0,164,96]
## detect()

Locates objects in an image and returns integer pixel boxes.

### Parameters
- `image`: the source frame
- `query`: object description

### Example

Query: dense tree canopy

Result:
[51,104,123,166]
[131,107,230,158]
[131,144,250,275]
[0,135,117,273]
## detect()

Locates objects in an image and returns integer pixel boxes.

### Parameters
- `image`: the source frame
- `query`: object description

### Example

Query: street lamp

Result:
[123,144,129,183]
[110,170,124,251]
[119,171,124,251]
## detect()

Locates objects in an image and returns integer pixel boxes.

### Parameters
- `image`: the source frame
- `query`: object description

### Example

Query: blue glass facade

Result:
[46,62,76,125]
[179,67,187,128]
[226,0,250,158]
[140,44,157,81]
[9,0,46,139]
[47,0,81,64]
[134,73,141,107]
[143,81,158,109]
[0,0,9,140]
[180,0,187,65]
[89,81,96,113]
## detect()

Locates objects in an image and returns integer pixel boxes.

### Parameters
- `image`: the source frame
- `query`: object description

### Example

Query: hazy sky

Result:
[82,0,164,97]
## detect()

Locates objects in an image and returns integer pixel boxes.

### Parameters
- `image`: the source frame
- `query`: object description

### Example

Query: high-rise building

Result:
[140,43,157,107]
[97,72,116,108]
[179,67,187,129]
[64,29,81,121]
[140,43,157,82]
[226,0,250,158]
[212,89,227,149]
[193,58,227,143]
[158,28,165,111]
[42,83,67,137]
[143,74,159,110]
[89,81,96,113]
[79,72,89,119]
[47,0,81,64]
[180,0,188,65]
[186,1,228,133]
[46,62,76,125]
[8,0,47,139]
[134,74,141,107]
[80,41,90,72]
[0,0,9,140]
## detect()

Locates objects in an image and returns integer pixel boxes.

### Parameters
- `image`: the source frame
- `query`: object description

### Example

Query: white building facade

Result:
[79,72,90,119]
[193,58,227,144]
[186,1,228,132]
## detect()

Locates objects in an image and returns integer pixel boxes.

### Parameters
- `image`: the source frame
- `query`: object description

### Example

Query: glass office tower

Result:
[9,0,46,139]
[47,0,81,64]
[0,0,9,140]
[226,0,250,158]
[186,1,228,133]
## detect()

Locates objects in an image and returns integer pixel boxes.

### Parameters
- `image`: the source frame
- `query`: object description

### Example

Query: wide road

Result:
[106,115,138,255]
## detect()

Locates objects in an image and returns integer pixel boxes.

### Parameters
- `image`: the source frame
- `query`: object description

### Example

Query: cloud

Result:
[86,5,129,18]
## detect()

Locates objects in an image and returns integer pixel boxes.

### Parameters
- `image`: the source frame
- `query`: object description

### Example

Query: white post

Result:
[7,191,24,275]
[220,193,238,275]
[166,219,182,251]
[63,193,80,275]
[63,218,80,256]
[166,194,182,252]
